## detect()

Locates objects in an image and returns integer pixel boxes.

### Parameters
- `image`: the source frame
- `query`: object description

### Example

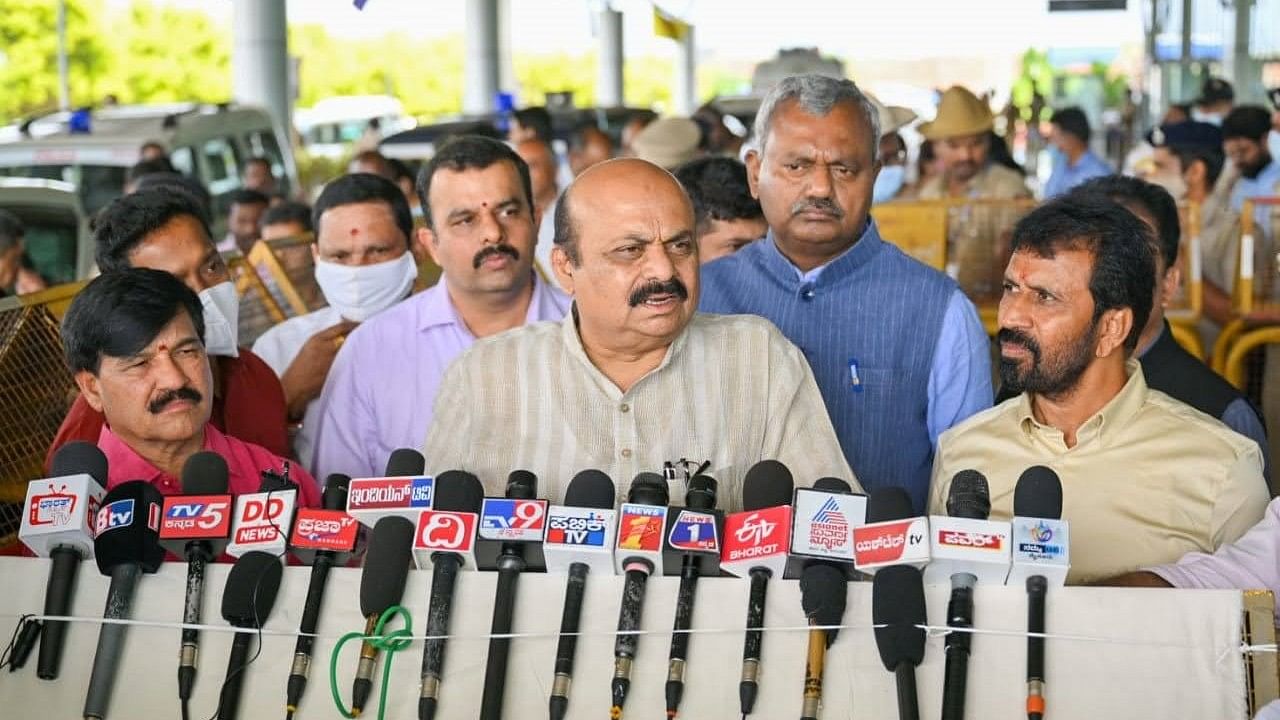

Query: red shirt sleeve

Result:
[219,350,291,461]
[45,394,106,474]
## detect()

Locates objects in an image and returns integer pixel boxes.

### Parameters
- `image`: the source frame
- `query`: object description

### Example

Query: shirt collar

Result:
[1016,359,1149,448]
[559,304,689,397]
[417,271,546,334]
[765,218,885,286]
[98,423,230,488]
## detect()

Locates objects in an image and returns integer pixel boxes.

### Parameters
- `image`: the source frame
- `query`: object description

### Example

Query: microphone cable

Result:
[326,605,414,720]
[200,481,292,720]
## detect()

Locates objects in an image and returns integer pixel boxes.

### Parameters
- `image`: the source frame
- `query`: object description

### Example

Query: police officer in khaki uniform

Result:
[917,85,1031,300]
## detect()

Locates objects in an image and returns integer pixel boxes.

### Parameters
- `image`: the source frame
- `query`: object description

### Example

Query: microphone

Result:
[664,474,722,718]
[867,487,928,720]
[83,480,166,720]
[225,471,299,558]
[346,448,434,529]
[1009,466,1069,720]
[611,472,670,719]
[415,470,484,720]
[720,459,794,717]
[873,565,927,720]
[932,470,1008,720]
[285,473,358,719]
[157,451,233,713]
[18,441,107,680]
[216,551,283,720]
[546,469,617,720]
[798,477,855,720]
[479,470,547,720]
[351,515,415,717]
[853,487,930,573]
[785,476,866,578]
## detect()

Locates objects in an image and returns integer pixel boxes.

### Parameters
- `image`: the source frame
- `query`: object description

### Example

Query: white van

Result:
[0,103,298,223]
[0,177,92,284]
[295,95,415,159]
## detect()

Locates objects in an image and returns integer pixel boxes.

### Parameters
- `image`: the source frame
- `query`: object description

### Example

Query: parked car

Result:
[0,103,298,228]
[0,177,92,285]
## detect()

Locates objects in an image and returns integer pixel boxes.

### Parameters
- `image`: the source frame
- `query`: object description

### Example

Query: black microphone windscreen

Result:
[93,480,165,575]
[946,470,991,520]
[565,469,615,509]
[50,441,108,488]
[742,460,794,511]
[323,474,351,511]
[220,551,283,628]
[433,470,485,513]
[506,470,538,499]
[813,477,852,494]
[872,564,926,670]
[180,451,229,495]
[1013,466,1063,520]
[685,474,717,510]
[384,448,425,477]
[866,487,914,523]
[799,563,847,627]
[629,472,669,506]
[359,516,414,616]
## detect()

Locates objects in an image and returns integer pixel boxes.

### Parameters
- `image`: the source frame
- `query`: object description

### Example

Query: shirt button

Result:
[620,403,630,413]
[621,448,632,458]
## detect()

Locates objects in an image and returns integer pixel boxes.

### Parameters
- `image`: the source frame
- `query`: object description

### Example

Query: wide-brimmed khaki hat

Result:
[865,91,918,136]
[632,117,702,170]
[918,86,994,141]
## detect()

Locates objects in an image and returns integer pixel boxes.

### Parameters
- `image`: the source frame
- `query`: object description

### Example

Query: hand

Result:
[280,320,358,419]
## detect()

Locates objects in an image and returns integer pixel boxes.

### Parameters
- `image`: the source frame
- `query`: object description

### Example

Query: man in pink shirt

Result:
[60,267,319,505]
[1104,499,1280,622]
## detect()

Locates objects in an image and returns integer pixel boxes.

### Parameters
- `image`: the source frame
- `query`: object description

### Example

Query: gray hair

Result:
[751,74,881,162]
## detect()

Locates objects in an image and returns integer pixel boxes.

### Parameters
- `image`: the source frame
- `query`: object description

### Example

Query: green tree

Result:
[0,0,110,121]
[100,0,230,105]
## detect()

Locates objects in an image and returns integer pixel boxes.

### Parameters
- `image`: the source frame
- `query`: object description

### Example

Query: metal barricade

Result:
[0,282,84,547]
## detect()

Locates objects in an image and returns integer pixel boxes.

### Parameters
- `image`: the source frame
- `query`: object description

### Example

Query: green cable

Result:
[328,605,414,720]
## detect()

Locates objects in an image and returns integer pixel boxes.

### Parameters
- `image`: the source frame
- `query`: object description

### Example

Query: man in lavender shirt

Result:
[310,136,570,479]
[1103,497,1280,622]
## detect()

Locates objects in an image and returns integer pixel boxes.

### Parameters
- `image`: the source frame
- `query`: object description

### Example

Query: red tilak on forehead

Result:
[350,228,360,236]
[157,342,169,353]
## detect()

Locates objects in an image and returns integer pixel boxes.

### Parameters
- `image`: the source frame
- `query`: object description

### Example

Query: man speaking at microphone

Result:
[60,267,320,504]
[424,158,853,506]
[929,195,1266,583]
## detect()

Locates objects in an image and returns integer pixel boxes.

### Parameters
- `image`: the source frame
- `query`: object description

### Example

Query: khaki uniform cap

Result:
[918,85,995,141]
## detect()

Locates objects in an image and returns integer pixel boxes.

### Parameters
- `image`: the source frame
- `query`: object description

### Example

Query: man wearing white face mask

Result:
[46,187,292,469]
[251,174,419,469]
[310,136,570,480]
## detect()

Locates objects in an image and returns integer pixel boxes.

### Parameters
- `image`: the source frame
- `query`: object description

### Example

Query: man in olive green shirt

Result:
[930,194,1267,584]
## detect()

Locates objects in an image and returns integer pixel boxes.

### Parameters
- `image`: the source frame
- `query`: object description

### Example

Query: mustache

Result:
[997,328,1041,359]
[628,278,689,308]
[148,386,203,414]
[473,244,520,269]
[790,197,844,218]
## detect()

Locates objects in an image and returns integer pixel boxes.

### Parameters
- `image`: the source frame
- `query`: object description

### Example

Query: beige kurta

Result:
[424,311,856,510]
[929,361,1267,584]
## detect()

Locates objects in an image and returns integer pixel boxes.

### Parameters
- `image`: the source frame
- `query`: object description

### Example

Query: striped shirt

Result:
[423,311,856,510]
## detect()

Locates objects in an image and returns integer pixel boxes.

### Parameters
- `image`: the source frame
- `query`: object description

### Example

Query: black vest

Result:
[1140,321,1264,427]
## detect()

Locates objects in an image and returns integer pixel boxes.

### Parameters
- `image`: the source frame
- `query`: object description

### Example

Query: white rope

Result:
[8,612,1265,657]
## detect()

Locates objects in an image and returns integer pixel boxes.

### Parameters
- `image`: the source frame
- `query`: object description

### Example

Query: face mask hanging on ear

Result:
[198,281,240,357]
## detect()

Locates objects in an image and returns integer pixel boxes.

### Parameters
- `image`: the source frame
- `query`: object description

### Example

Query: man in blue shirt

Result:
[1224,106,1280,234]
[1043,107,1112,198]
[699,74,992,511]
